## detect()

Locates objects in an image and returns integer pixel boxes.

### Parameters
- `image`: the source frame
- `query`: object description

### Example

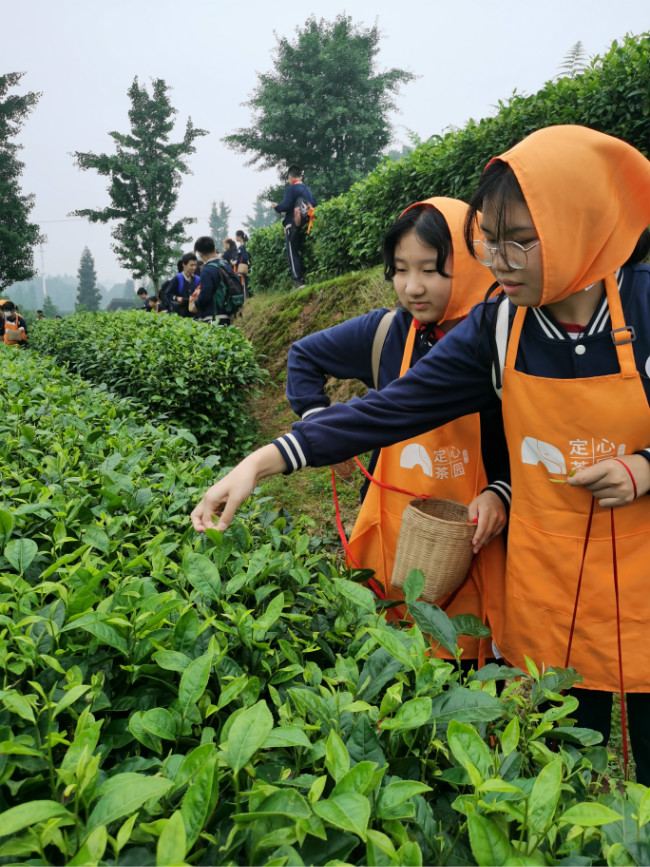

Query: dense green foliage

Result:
[224,14,415,203]
[71,78,207,290]
[76,247,102,312]
[248,32,650,293]
[1,348,649,865]
[29,311,266,461]
[0,72,42,291]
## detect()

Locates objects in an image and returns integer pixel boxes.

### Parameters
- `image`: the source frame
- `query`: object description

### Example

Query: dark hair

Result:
[223,238,237,253]
[194,236,216,255]
[287,164,302,179]
[2,301,16,312]
[236,230,248,243]
[626,228,650,265]
[463,159,527,255]
[36,309,43,314]
[177,252,198,271]
[383,204,453,281]
[136,287,148,296]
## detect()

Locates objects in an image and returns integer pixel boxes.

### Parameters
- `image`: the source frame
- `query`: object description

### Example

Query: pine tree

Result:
[76,247,102,312]
[209,201,231,245]
[244,194,278,233]
[71,78,207,290]
[0,72,43,291]
[42,295,59,318]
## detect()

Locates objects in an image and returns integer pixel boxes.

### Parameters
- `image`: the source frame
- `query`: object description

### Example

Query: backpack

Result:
[293,195,311,228]
[206,261,245,315]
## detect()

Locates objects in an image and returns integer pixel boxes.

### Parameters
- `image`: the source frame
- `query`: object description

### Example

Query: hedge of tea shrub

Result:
[249,33,650,293]
[1,346,649,865]
[29,311,267,462]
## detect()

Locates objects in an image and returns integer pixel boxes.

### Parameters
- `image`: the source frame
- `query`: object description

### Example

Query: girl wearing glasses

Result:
[286,197,509,667]
[192,126,650,782]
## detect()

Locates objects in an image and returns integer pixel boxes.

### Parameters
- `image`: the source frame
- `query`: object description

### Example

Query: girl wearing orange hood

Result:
[285,198,509,666]
[192,126,650,782]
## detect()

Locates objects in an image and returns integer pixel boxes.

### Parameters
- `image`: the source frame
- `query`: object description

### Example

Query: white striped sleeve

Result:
[484,481,512,509]
[273,434,308,474]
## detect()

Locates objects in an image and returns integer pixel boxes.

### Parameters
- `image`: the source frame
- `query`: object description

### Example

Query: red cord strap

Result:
[613,458,637,499]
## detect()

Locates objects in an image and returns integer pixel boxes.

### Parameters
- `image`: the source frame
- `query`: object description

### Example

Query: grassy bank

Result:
[236,267,395,543]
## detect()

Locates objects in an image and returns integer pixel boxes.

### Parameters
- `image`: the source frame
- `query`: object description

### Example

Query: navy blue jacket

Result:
[274,182,318,228]
[286,305,511,506]
[275,266,650,472]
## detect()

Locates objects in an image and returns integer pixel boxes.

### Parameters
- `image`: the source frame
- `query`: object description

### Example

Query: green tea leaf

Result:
[141,708,178,741]
[263,726,312,749]
[0,800,74,837]
[467,813,512,866]
[403,569,425,604]
[4,538,38,573]
[179,652,212,715]
[87,773,173,831]
[313,793,370,841]
[448,719,492,778]
[183,552,221,601]
[157,811,186,866]
[333,577,377,614]
[407,601,458,657]
[153,650,192,672]
[392,696,432,732]
[68,825,107,866]
[221,700,273,773]
[559,802,623,826]
[0,509,14,547]
[527,756,562,835]
[500,716,520,758]
[180,753,218,849]
[325,729,351,782]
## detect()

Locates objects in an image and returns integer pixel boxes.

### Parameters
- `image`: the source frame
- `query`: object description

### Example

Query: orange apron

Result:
[497,275,650,691]
[347,324,506,659]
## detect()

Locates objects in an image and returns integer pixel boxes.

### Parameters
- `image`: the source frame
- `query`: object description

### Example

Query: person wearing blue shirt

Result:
[271,165,317,288]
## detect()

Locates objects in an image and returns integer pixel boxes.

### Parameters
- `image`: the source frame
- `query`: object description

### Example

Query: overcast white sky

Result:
[3,0,648,286]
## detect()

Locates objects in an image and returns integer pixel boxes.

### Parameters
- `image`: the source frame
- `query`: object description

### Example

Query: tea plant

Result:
[29,310,267,460]
[0,347,648,866]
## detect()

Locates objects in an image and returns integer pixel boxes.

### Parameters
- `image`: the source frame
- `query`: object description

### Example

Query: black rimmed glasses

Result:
[472,239,540,270]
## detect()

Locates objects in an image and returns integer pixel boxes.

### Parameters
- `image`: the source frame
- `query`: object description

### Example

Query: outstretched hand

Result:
[467,489,507,554]
[191,444,287,533]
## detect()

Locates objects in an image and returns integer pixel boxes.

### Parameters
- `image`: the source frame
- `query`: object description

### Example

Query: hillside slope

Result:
[237,266,395,540]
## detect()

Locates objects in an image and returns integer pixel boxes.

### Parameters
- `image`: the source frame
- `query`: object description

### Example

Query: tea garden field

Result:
[0,314,649,867]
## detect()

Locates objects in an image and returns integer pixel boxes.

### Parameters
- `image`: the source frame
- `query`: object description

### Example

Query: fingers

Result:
[568,458,638,507]
[468,491,507,553]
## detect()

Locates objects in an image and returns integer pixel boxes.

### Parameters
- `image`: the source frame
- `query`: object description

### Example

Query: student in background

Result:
[271,165,317,289]
[235,230,251,299]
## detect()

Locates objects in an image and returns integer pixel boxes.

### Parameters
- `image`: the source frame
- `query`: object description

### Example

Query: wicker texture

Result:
[390,498,475,603]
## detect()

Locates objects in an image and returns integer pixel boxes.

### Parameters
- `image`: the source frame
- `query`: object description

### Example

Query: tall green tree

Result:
[71,77,207,290]
[76,247,102,312]
[0,72,43,291]
[223,14,415,202]
[42,295,59,318]
[209,200,231,244]
[244,194,278,233]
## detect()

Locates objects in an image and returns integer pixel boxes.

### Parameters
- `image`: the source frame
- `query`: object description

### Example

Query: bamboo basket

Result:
[390,498,475,603]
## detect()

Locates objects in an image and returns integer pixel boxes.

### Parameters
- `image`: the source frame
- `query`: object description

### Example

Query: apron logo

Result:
[521,437,566,474]
[521,436,627,475]
[400,443,469,480]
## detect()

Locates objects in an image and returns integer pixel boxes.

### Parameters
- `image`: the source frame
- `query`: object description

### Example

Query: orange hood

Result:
[492,125,650,306]
[401,196,496,323]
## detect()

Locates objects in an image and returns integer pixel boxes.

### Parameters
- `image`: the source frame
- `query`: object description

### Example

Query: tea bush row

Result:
[1,348,649,865]
[29,311,267,463]
[250,33,649,292]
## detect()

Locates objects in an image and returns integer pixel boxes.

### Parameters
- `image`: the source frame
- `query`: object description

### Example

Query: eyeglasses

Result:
[472,239,540,270]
